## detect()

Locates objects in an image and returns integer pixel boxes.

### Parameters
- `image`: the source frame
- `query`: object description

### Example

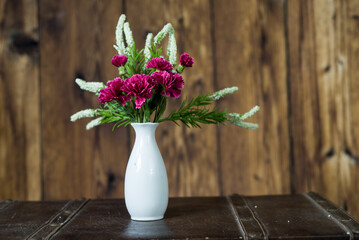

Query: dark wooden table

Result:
[0,192,358,239]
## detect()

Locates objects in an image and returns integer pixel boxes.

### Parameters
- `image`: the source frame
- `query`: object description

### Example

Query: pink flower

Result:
[151,71,184,98]
[99,88,115,104]
[98,77,129,106]
[111,55,128,67]
[146,57,173,71]
[180,53,194,67]
[123,74,154,109]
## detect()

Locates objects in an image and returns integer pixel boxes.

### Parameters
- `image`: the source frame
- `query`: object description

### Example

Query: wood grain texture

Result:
[126,0,220,196]
[39,0,128,199]
[287,0,328,196]
[0,0,41,200]
[287,0,359,217]
[345,0,359,217]
[213,0,290,195]
[0,0,358,219]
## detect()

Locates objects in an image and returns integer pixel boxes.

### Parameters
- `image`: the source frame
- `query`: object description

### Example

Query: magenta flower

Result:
[123,74,154,109]
[180,53,194,67]
[99,88,115,104]
[111,55,128,67]
[151,71,184,98]
[98,77,129,106]
[146,57,173,71]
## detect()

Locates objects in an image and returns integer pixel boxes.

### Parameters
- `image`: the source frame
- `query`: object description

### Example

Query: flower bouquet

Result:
[71,14,259,221]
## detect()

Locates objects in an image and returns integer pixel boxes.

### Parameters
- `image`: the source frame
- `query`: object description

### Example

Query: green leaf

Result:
[158,94,227,128]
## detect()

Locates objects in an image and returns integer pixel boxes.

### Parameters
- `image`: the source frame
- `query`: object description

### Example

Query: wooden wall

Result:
[1,0,359,218]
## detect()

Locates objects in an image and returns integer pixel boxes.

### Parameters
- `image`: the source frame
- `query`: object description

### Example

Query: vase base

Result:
[131,215,164,221]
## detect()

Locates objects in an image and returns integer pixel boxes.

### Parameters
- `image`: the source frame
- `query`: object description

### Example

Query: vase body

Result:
[125,123,168,221]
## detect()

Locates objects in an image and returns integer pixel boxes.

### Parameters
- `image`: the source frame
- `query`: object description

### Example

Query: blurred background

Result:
[1,0,359,218]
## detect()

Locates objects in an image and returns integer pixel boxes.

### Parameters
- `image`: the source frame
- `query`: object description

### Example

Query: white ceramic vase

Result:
[124,123,168,221]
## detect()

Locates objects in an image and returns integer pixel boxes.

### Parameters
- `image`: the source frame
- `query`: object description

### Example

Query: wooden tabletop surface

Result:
[0,192,358,240]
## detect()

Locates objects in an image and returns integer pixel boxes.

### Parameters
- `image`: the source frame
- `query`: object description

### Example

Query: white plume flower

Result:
[75,78,104,94]
[231,121,259,129]
[168,33,177,65]
[144,33,153,63]
[113,44,120,53]
[153,23,177,64]
[210,87,239,101]
[240,105,260,120]
[124,22,134,50]
[115,14,126,54]
[154,23,174,45]
[227,105,260,129]
[70,109,97,122]
[86,117,103,130]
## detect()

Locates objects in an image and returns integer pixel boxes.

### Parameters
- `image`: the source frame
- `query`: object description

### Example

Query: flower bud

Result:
[180,53,194,67]
[111,54,128,67]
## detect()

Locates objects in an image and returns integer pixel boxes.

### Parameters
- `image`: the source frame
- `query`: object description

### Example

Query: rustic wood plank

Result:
[287,0,359,219]
[1,195,357,239]
[0,0,41,200]
[126,0,220,196]
[39,0,128,200]
[162,0,220,196]
[342,0,359,219]
[213,0,290,195]
[27,199,89,239]
[0,201,68,239]
[287,0,333,198]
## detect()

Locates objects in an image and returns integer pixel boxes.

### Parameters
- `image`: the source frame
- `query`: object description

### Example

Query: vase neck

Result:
[131,123,159,136]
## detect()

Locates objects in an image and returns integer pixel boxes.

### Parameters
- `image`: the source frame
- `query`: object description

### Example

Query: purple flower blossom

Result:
[123,74,154,109]
[98,77,129,106]
[111,55,128,67]
[180,53,194,67]
[146,57,173,71]
[151,71,184,98]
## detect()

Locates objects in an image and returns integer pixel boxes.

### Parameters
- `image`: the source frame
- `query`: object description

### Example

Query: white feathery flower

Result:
[168,33,177,65]
[86,117,103,130]
[154,23,174,45]
[113,44,120,52]
[227,105,260,129]
[210,87,239,101]
[70,109,97,122]
[115,14,126,54]
[144,33,153,63]
[154,32,165,45]
[240,105,260,120]
[227,113,259,129]
[114,43,126,54]
[227,113,242,121]
[119,42,126,55]
[75,78,105,94]
[124,22,134,50]
[231,121,259,129]
[168,24,174,35]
